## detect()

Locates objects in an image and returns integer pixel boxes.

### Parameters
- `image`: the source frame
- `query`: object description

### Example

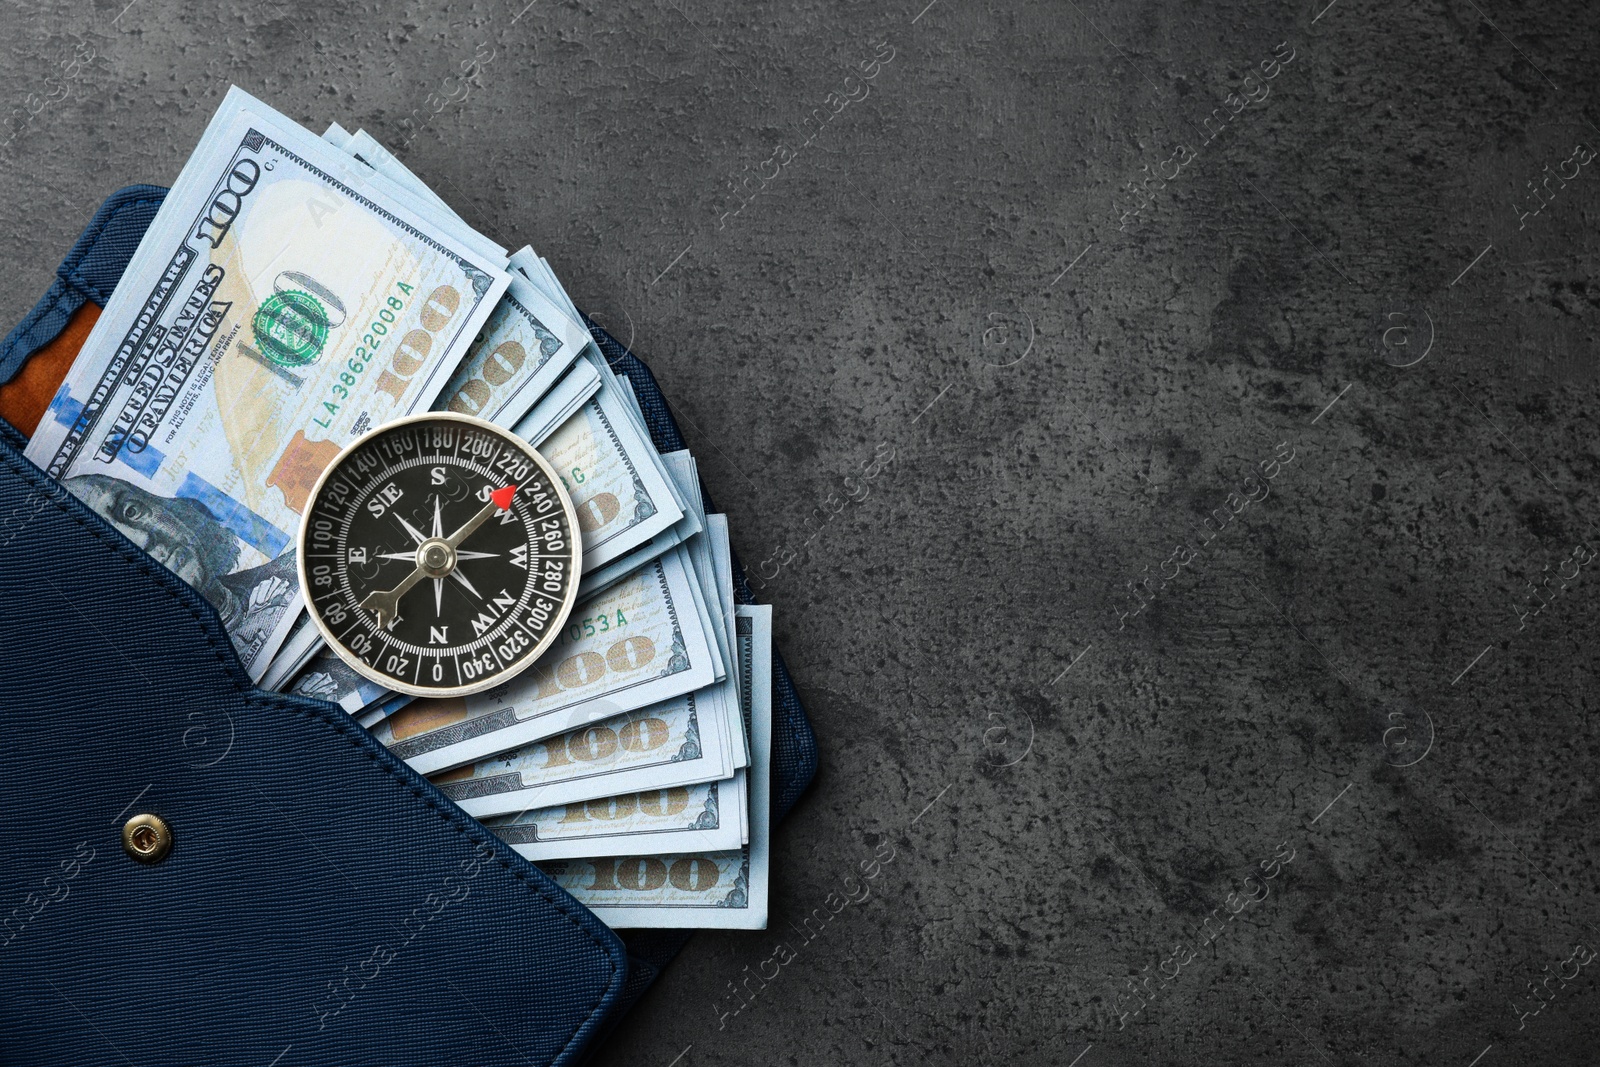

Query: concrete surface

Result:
[4,0,1600,1063]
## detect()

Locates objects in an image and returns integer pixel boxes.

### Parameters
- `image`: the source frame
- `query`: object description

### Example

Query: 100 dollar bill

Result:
[374,548,716,774]
[571,445,702,604]
[540,354,686,572]
[482,777,743,861]
[26,86,509,676]
[430,272,590,430]
[432,690,736,816]
[536,603,771,928]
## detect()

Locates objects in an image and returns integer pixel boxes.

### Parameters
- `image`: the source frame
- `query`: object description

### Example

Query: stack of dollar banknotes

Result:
[25,87,770,929]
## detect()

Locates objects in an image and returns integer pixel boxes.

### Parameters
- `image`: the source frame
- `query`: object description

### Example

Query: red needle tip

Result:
[489,484,517,511]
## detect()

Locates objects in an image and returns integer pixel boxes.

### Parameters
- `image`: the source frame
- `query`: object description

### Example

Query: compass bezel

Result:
[294,410,583,699]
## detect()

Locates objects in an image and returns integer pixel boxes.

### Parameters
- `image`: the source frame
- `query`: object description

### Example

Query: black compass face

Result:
[298,413,581,697]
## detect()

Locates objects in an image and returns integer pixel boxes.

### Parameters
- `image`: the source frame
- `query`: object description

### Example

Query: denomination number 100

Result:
[560,787,690,823]
[587,856,719,892]
[542,717,669,769]
[536,637,657,698]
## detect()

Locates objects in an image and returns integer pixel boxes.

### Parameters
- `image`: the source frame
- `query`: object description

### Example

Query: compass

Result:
[297,412,581,697]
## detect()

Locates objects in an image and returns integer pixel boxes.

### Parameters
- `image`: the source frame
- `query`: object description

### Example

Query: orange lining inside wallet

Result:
[0,302,100,438]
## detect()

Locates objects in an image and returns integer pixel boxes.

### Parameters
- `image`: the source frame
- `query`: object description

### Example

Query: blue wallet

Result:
[0,186,817,1066]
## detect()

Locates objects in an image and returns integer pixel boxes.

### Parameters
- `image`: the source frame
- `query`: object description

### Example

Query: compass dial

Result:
[297,412,581,697]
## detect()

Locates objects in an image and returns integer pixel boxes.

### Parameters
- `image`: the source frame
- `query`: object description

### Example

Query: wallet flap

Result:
[0,432,627,1066]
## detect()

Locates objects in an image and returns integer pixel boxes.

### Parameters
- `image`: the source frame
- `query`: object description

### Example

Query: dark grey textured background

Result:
[4,0,1599,1063]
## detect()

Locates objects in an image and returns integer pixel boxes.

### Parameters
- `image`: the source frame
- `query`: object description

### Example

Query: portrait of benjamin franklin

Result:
[64,473,298,654]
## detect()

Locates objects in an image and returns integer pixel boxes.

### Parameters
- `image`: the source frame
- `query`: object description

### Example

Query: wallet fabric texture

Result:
[0,186,820,1062]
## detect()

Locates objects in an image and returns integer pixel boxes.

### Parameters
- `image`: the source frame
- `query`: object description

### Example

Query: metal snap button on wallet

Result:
[121,813,173,864]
